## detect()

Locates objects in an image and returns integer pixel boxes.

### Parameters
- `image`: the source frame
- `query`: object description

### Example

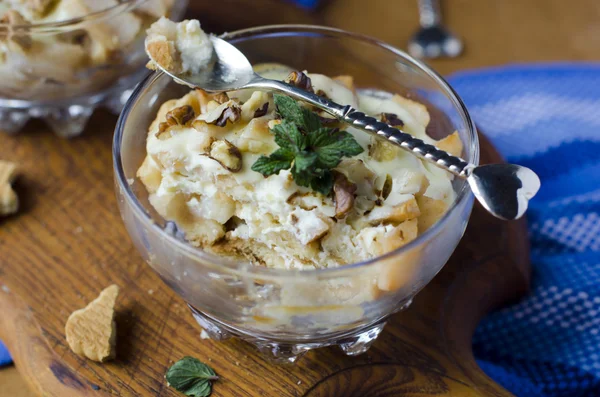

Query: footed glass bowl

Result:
[113,25,479,363]
[0,0,187,137]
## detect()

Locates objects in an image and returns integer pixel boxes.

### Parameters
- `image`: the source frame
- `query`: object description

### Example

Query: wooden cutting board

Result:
[0,107,529,396]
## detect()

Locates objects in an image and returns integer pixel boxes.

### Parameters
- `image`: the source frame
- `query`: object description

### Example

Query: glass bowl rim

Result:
[113,24,479,278]
[0,0,147,33]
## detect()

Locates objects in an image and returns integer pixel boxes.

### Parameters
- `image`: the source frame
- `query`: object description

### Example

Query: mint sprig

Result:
[166,357,218,397]
[251,94,364,195]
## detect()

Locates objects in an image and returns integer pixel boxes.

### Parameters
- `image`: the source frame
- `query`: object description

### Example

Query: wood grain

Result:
[0,366,33,397]
[2,0,592,395]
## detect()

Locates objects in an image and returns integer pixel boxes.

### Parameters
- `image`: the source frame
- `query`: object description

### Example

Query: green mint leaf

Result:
[183,382,211,397]
[166,357,218,397]
[254,95,364,196]
[273,94,320,132]
[294,151,318,172]
[251,148,294,176]
[309,170,334,195]
[271,120,305,152]
[301,106,321,132]
[273,94,304,126]
[313,129,364,168]
[291,166,334,195]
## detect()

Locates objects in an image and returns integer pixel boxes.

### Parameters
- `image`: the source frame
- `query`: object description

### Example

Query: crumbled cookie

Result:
[0,160,19,216]
[145,18,212,75]
[436,131,463,157]
[65,285,119,362]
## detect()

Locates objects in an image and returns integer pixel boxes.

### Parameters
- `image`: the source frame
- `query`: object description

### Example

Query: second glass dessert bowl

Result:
[114,25,479,363]
[0,0,187,136]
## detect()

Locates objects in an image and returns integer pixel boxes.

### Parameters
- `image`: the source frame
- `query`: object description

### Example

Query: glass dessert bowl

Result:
[113,25,479,363]
[0,0,187,137]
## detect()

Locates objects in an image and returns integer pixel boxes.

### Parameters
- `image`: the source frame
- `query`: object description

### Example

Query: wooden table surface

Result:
[1,0,597,395]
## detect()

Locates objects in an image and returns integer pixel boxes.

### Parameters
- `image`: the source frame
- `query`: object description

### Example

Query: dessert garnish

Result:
[251,94,363,195]
[166,356,218,397]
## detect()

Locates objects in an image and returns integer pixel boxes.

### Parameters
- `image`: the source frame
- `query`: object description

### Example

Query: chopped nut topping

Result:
[166,104,196,126]
[381,174,392,200]
[333,171,357,219]
[253,102,269,118]
[215,106,241,127]
[285,71,313,92]
[380,112,404,127]
[369,138,399,162]
[208,139,242,172]
[196,100,242,127]
[156,105,196,138]
[315,89,329,99]
[286,192,322,211]
[213,92,229,104]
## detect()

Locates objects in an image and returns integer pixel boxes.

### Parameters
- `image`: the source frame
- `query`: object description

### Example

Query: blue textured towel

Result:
[0,342,10,366]
[448,63,600,397]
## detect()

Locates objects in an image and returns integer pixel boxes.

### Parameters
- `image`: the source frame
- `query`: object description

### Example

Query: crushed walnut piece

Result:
[208,139,242,172]
[212,92,229,104]
[0,160,19,217]
[381,174,392,200]
[333,171,357,219]
[65,285,119,362]
[156,105,196,138]
[195,100,241,127]
[253,102,269,118]
[285,71,313,92]
[380,112,404,127]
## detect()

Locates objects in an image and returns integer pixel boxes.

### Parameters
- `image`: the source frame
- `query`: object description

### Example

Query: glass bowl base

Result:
[0,71,145,137]
[188,304,391,364]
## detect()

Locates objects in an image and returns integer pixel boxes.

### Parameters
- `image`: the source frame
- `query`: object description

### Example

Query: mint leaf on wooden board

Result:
[166,357,218,397]
[252,94,364,195]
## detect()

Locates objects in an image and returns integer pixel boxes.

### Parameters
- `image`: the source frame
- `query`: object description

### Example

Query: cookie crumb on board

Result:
[0,160,19,216]
[65,285,119,362]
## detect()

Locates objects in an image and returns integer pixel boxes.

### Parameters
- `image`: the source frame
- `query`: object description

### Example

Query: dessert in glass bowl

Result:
[0,0,187,136]
[114,24,478,362]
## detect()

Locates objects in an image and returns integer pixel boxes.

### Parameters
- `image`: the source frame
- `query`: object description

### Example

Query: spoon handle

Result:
[417,0,442,28]
[337,106,471,177]
[248,78,473,178]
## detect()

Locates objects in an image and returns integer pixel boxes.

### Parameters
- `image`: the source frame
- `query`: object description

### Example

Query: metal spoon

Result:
[408,0,463,58]
[148,37,540,220]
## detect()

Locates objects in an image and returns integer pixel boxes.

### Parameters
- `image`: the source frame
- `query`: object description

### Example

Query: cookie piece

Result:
[65,285,119,362]
[0,160,19,216]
